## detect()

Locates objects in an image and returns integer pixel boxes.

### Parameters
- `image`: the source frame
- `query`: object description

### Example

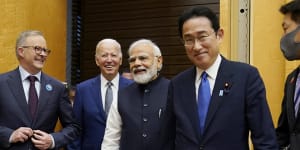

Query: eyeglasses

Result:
[22,46,51,55]
[183,31,216,47]
[128,55,160,64]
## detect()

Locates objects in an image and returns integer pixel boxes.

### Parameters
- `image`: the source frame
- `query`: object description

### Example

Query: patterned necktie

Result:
[28,76,38,119]
[198,72,211,135]
[105,81,113,114]
[294,74,300,117]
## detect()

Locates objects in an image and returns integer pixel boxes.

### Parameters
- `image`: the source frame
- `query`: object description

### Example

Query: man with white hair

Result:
[68,39,133,150]
[101,39,169,150]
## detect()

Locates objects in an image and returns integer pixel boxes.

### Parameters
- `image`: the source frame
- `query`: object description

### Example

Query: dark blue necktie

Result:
[198,72,211,135]
[28,76,38,119]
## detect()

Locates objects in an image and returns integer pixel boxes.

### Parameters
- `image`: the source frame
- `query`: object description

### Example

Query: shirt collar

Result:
[100,73,120,87]
[19,66,41,82]
[196,54,222,81]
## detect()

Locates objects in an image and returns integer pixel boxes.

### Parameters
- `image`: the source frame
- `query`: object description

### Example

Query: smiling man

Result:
[160,6,278,150]
[0,30,80,149]
[101,39,169,150]
[68,39,133,150]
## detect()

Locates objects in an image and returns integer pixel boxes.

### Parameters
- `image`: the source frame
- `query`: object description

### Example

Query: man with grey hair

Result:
[101,39,169,150]
[0,30,81,149]
[68,38,132,150]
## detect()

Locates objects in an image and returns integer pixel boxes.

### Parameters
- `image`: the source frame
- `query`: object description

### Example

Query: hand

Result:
[10,127,33,143]
[31,130,53,150]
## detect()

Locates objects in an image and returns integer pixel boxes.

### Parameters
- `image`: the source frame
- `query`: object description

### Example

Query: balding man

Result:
[68,39,133,150]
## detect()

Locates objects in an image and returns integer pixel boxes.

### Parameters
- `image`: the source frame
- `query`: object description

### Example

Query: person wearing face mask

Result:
[276,1,300,150]
[101,39,169,150]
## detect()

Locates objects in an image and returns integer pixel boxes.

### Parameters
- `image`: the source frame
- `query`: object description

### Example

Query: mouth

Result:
[104,65,114,70]
[133,68,146,74]
[194,51,208,57]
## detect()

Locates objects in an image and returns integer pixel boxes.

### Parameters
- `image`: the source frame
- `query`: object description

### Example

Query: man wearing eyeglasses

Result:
[101,39,169,150]
[0,30,81,149]
[160,6,278,150]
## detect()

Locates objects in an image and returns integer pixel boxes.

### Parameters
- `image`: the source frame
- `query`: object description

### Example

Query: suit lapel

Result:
[287,70,298,126]
[7,69,31,125]
[91,76,106,119]
[203,58,233,135]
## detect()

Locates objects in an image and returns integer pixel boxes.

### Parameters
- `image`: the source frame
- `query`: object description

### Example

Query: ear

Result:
[95,55,100,66]
[17,47,25,57]
[295,28,300,43]
[119,57,123,66]
[157,56,163,71]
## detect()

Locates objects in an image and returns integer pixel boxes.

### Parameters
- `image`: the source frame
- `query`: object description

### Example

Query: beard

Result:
[132,61,158,84]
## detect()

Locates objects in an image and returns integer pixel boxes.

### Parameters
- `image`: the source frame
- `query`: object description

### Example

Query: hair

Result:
[15,30,44,57]
[128,39,162,57]
[178,6,220,38]
[280,0,300,24]
[95,38,122,57]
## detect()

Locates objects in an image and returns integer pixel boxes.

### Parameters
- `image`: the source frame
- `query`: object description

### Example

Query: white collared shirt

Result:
[19,66,41,103]
[195,54,222,102]
[100,74,120,110]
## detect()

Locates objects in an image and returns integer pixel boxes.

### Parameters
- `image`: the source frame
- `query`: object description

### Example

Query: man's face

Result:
[182,17,223,70]
[282,13,298,34]
[18,35,48,74]
[95,42,122,80]
[128,44,162,84]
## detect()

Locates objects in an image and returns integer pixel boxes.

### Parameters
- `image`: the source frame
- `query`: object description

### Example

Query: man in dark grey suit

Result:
[0,30,80,149]
[161,6,278,150]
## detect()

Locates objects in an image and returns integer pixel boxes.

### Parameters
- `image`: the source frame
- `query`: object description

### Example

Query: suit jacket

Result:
[0,68,81,150]
[277,67,300,150]
[161,57,278,150]
[68,75,132,150]
[118,76,169,150]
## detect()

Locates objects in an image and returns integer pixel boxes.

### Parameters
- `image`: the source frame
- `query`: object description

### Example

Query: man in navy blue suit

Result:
[68,39,132,150]
[276,1,300,150]
[161,6,278,150]
[101,39,169,150]
[0,30,81,149]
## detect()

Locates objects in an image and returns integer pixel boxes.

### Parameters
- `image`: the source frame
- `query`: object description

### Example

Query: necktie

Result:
[198,72,211,135]
[28,76,38,119]
[105,81,113,114]
[294,74,300,117]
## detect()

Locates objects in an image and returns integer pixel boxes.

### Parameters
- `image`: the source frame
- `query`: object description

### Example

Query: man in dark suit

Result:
[161,6,278,150]
[0,30,81,149]
[101,39,169,150]
[68,39,132,150]
[276,1,300,150]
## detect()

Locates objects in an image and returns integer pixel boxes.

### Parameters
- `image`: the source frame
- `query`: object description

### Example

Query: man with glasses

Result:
[160,6,278,150]
[101,39,169,150]
[0,30,81,149]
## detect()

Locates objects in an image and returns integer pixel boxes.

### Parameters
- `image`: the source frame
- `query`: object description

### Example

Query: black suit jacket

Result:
[161,57,278,150]
[277,67,300,150]
[0,68,81,149]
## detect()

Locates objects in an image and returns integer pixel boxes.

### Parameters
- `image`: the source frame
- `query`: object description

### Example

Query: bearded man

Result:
[101,39,169,150]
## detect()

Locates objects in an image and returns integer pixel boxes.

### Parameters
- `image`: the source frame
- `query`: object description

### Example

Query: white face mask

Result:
[280,26,300,61]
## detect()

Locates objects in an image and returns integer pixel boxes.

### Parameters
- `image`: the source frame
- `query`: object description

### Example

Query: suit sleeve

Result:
[245,67,279,149]
[51,84,81,148]
[276,77,291,148]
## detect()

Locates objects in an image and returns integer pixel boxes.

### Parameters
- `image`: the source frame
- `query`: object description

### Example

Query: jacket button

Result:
[199,145,204,150]
[142,133,147,137]
[143,118,148,122]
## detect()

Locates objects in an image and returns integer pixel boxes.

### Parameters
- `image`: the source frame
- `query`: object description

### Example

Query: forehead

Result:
[129,44,154,56]
[182,17,213,35]
[97,42,120,53]
[24,35,46,45]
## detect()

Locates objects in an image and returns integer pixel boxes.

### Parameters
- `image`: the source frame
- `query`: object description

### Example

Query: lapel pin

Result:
[290,77,295,84]
[46,84,53,91]
[224,82,231,94]
[219,90,224,96]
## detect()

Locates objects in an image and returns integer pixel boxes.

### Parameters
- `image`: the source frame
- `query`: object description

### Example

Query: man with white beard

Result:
[101,39,169,150]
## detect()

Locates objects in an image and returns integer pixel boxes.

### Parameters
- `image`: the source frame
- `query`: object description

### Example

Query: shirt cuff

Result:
[50,134,55,149]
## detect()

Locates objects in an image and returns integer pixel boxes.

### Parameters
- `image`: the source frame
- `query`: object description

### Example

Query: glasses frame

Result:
[183,31,216,47]
[21,45,51,55]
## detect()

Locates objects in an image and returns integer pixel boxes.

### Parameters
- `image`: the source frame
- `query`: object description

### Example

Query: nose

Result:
[192,39,203,51]
[40,50,48,56]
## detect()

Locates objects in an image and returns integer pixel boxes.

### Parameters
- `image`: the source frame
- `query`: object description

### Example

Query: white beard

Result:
[133,61,158,84]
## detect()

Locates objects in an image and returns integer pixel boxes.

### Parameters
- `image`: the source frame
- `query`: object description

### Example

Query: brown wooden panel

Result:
[78,0,220,80]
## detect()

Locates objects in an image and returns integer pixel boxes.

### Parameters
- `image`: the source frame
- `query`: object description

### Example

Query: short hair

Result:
[95,38,122,57]
[178,6,220,38]
[280,0,300,24]
[15,30,44,55]
[128,39,162,57]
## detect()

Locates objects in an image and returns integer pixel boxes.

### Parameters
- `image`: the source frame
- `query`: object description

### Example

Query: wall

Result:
[0,0,67,81]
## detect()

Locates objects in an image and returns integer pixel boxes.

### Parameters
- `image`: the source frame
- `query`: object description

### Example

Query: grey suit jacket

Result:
[0,68,80,150]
